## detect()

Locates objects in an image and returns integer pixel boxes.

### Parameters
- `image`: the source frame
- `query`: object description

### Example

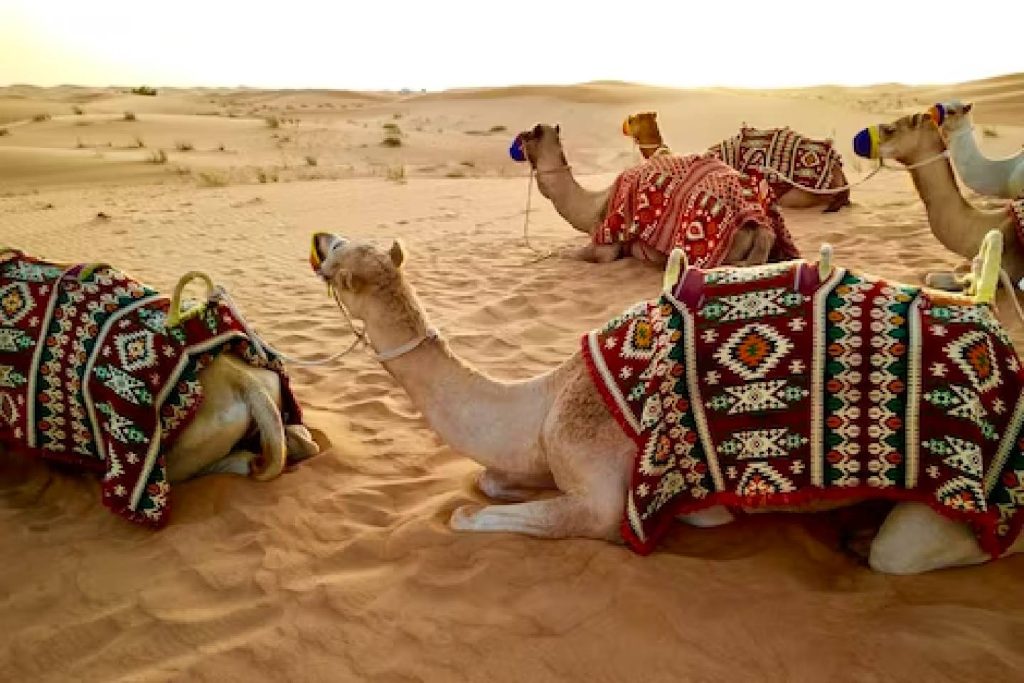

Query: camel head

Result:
[852,112,945,165]
[929,100,974,133]
[311,233,407,321]
[510,123,567,172]
[623,111,659,142]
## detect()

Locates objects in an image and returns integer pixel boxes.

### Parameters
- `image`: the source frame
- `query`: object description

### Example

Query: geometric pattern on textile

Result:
[0,249,303,528]
[595,153,800,269]
[713,322,794,381]
[582,258,1024,557]
[1010,197,1024,250]
[945,330,1003,394]
[708,126,844,198]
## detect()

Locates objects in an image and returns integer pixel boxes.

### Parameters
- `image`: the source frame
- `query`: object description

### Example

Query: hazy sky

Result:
[2,0,1020,90]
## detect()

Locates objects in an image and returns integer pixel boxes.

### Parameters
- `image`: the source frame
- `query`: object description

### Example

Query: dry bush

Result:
[32,113,51,122]
[175,141,194,151]
[123,111,137,122]
[264,116,281,129]
[147,149,168,164]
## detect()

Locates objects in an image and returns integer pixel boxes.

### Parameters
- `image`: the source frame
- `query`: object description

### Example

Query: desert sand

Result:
[2,75,1024,681]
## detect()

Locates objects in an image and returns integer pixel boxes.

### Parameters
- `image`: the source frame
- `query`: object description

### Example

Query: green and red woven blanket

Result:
[595,153,799,268]
[582,259,1024,556]
[709,126,843,197]
[0,250,301,527]
[1010,197,1024,249]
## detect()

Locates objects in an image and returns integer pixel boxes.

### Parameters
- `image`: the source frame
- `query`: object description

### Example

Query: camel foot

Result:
[677,505,735,528]
[449,495,618,540]
[869,502,988,574]
[924,271,967,292]
[285,424,320,463]
[197,451,255,478]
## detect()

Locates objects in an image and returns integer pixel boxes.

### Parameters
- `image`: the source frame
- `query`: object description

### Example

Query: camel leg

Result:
[449,493,620,540]
[868,502,991,574]
[924,269,970,292]
[568,243,622,263]
[677,505,735,528]
[477,468,556,502]
[733,225,775,267]
[286,424,320,463]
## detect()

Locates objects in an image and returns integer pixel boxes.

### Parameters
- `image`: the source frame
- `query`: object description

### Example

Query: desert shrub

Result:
[175,141,194,151]
[131,86,157,96]
[123,111,136,122]
[147,149,168,164]
[32,113,51,122]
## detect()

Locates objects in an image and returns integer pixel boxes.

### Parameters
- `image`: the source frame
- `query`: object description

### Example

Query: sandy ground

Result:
[2,76,1024,682]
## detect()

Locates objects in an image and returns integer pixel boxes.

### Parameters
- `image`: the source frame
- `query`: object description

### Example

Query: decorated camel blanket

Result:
[709,126,843,198]
[595,153,799,268]
[1011,197,1024,247]
[0,250,302,527]
[582,259,1024,556]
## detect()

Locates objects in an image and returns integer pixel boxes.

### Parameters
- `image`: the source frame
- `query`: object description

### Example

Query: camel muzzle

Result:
[852,126,880,159]
[310,233,344,276]
[509,135,526,162]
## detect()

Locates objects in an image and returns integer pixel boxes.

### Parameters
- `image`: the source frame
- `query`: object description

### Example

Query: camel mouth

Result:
[311,233,343,276]
[852,127,879,159]
[509,135,527,163]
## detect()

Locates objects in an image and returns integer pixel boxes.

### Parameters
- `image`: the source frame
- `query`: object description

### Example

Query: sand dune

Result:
[2,76,1024,681]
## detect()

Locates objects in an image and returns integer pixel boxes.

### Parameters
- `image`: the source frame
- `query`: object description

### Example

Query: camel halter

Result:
[519,163,571,263]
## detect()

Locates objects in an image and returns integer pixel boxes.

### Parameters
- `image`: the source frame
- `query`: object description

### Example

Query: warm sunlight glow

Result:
[2,0,1020,90]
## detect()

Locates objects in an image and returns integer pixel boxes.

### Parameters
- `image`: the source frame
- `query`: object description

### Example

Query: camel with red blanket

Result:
[623,112,852,212]
[0,249,319,527]
[310,230,1024,574]
[511,124,799,268]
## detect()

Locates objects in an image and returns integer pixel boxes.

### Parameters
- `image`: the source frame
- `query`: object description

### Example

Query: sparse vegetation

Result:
[445,168,468,178]
[382,122,403,147]
[76,138,86,149]
[72,106,84,115]
[0,128,9,137]
[264,115,281,129]
[256,168,279,183]
[175,141,194,151]
[982,126,999,138]
[489,125,507,133]
[123,111,136,122]
[32,113,51,123]
[196,171,229,187]
[386,165,406,183]
[133,136,145,148]
[147,149,168,164]
[305,155,318,166]
[131,86,157,96]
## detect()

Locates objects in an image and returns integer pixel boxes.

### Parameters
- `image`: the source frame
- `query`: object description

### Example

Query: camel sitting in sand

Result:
[623,112,852,212]
[511,124,798,268]
[852,112,1024,294]
[0,250,319,526]
[930,101,1024,199]
[311,232,1024,574]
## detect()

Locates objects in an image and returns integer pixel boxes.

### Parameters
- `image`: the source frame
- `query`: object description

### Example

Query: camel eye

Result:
[881,125,896,136]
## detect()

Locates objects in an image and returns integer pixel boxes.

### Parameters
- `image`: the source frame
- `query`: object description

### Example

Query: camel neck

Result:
[903,138,992,260]
[362,283,555,472]
[534,166,610,236]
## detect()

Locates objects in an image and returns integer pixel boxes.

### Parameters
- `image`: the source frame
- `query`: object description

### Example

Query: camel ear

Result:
[389,240,405,268]
[964,102,974,113]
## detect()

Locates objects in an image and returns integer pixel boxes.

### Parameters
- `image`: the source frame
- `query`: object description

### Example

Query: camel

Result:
[512,123,792,268]
[0,250,320,525]
[852,112,1024,294]
[310,232,1024,574]
[622,112,852,212]
[622,111,669,158]
[930,101,1024,199]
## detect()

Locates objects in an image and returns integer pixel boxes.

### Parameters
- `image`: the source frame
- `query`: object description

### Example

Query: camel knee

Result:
[869,502,987,574]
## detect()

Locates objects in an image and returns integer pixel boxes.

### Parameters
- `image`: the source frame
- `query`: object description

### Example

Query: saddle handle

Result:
[168,271,216,328]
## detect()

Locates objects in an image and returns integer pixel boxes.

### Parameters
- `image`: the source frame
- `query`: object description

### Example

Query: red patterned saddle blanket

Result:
[708,126,843,197]
[582,259,1024,556]
[0,250,302,527]
[596,153,799,268]
[1010,197,1024,249]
